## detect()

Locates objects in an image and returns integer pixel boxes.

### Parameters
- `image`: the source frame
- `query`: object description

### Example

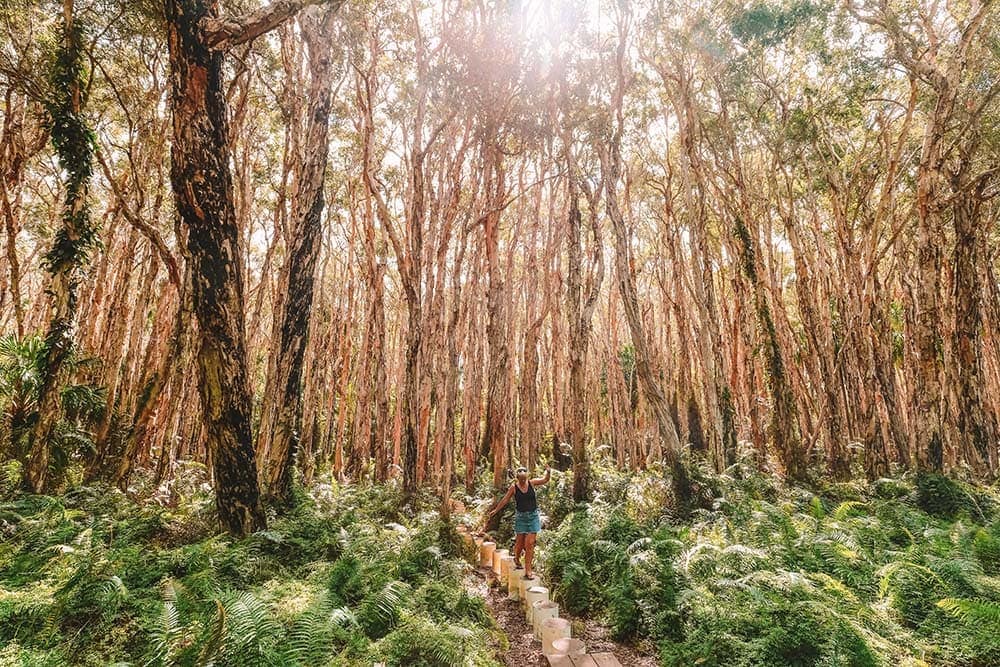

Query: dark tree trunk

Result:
[565,183,589,501]
[912,120,947,473]
[564,166,603,502]
[951,168,997,475]
[482,144,511,531]
[732,215,804,480]
[164,0,265,536]
[259,6,337,504]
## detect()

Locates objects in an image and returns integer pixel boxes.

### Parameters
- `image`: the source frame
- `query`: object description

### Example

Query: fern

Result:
[377,616,468,667]
[195,600,227,667]
[145,588,182,667]
[218,591,280,661]
[288,598,344,665]
[357,580,410,639]
[973,528,1000,574]
[937,598,1000,627]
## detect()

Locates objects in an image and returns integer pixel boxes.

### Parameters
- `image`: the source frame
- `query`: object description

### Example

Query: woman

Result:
[487,464,550,579]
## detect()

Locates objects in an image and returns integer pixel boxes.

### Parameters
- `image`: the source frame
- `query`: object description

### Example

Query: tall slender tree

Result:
[602,2,692,505]
[163,0,342,536]
[27,0,97,492]
[258,4,340,504]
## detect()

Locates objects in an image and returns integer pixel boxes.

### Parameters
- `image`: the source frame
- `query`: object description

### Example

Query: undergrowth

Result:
[0,476,501,666]
[5,450,999,667]
[541,459,1000,667]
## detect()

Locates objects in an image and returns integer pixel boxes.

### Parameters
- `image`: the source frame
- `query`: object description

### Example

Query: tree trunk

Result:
[601,123,691,506]
[912,112,947,472]
[27,0,96,493]
[564,162,604,502]
[951,165,997,475]
[482,146,511,521]
[258,6,337,504]
[731,213,805,479]
[164,0,265,536]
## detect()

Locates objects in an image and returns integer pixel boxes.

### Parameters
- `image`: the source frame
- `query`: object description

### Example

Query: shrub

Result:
[545,468,1000,666]
[1,481,502,666]
[914,473,988,522]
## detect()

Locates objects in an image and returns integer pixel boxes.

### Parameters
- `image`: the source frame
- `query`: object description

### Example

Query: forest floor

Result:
[464,555,657,666]
[4,463,1000,665]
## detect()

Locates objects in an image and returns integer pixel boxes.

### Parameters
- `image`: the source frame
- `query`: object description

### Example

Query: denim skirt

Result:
[514,509,541,534]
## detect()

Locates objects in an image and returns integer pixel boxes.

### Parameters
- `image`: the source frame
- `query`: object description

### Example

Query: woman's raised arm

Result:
[531,465,551,486]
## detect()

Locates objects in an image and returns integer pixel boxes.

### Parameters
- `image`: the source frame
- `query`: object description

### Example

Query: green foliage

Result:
[0,480,501,666]
[938,597,1000,627]
[973,527,1000,574]
[44,16,100,275]
[543,466,1000,666]
[730,0,824,47]
[914,472,989,521]
[544,507,681,641]
[375,615,472,667]
[0,333,105,490]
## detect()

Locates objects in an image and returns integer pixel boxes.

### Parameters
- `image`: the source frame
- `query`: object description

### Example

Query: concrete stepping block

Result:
[499,555,515,584]
[518,573,541,603]
[541,617,571,656]
[591,653,624,666]
[492,548,508,575]
[479,541,496,567]
[552,638,586,657]
[508,568,525,598]
[532,600,558,639]
[525,585,549,622]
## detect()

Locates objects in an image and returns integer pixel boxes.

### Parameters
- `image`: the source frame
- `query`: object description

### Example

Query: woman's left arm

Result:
[531,465,551,486]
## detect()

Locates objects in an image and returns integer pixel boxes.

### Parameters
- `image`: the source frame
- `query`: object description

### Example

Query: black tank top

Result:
[514,482,536,512]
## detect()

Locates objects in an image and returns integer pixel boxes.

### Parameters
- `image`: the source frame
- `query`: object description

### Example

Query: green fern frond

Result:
[330,606,359,629]
[972,529,1000,574]
[218,590,280,660]
[833,501,867,521]
[287,595,342,664]
[627,537,653,554]
[876,561,943,599]
[195,600,227,667]
[357,580,410,638]
[144,596,182,667]
[937,598,1000,627]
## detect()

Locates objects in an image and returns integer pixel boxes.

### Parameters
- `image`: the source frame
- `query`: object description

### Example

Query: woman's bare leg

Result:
[514,533,525,568]
[524,533,537,578]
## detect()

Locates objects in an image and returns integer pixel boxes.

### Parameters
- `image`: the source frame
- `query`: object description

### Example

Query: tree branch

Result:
[201,0,345,51]
[95,147,182,289]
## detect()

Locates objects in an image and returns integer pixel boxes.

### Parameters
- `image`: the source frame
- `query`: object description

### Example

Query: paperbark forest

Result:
[1,0,998,535]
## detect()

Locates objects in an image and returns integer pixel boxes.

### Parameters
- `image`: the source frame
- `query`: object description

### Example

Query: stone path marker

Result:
[479,540,496,567]
[547,654,623,667]
[459,523,625,667]
[525,585,549,622]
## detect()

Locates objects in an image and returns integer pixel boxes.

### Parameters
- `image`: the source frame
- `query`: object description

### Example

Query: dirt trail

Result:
[464,564,657,667]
